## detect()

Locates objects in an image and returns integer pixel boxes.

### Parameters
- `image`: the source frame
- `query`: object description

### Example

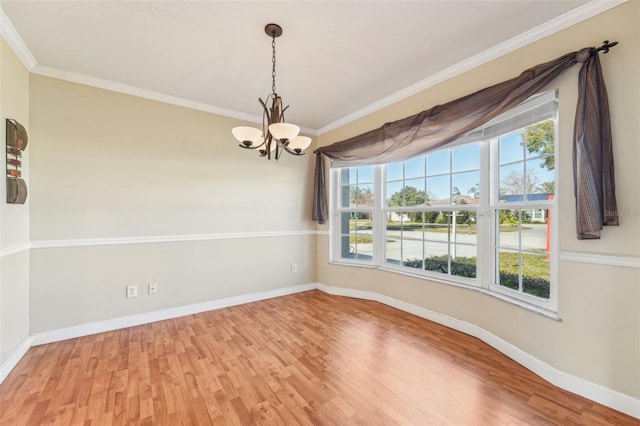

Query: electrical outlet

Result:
[126,285,138,298]
[291,263,298,273]
[149,282,158,294]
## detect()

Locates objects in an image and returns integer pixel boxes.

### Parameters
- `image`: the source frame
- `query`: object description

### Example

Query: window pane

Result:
[499,162,525,202]
[452,144,480,172]
[499,131,524,165]
[339,212,351,258]
[425,211,449,242]
[385,212,404,264]
[357,166,374,184]
[405,156,425,179]
[526,159,555,198]
[497,248,520,290]
[452,246,477,278]
[453,210,477,234]
[521,209,548,252]
[453,171,480,205]
[348,167,357,183]
[427,150,450,176]
[339,212,374,261]
[386,181,403,206]
[404,179,426,206]
[340,182,351,208]
[424,243,449,274]
[387,162,403,182]
[495,208,551,300]
[498,209,520,249]
[402,213,423,267]
[524,120,554,161]
[451,209,477,278]
[522,253,550,299]
[339,168,352,208]
[351,216,374,260]
[351,184,374,207]
[385,211,423,267]
[427,175,450,204]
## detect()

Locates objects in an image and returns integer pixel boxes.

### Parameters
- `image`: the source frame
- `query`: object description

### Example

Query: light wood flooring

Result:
[0,290,637,425]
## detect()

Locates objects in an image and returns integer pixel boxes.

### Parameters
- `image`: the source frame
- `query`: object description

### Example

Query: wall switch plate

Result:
[149,282,158,294]
[126,285,138,298]
[291,263,298,273]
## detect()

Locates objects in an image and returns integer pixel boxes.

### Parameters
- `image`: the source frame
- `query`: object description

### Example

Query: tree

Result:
[540,181,555,194]
[500,169,540,196]
[388,186,425,222]
[456,199,470,224]
[350,186,373,207]
[499,209,519,226]
[521,120,554,171]
[349,187,373,219]
[467,183,480,199]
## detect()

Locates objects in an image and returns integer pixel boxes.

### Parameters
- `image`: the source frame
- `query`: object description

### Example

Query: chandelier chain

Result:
[271,35,277,98]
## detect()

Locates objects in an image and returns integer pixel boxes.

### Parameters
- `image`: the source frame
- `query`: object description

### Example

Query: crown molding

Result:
[29,65,319,136]
[0,1,627,138]
[0,7,37,69]
[317,0,628,135]
[32,64,262,120]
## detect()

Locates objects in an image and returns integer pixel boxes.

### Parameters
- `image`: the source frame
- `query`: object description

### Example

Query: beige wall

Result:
[28,75,317,332]
[0,37,30,363]
[29,76,316,240]
[317,1,639,398]
[30,236,315,332]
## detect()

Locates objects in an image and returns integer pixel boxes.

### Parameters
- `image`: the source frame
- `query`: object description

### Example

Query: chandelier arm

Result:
[283,146,306,156]
[259,96,274,159]
[279,104,290,129]
[238,142,266,150]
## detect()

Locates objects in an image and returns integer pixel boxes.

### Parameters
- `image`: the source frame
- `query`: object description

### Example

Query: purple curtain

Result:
[573,51,618,238]
[313,47,618,239]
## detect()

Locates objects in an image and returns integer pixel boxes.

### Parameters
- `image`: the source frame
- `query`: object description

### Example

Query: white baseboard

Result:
[30,283,317,346]
[0,336,31,384]
[316,283,639,419]
[2,282,637,419]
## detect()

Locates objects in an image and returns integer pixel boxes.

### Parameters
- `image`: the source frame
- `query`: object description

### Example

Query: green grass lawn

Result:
[404,252,550,299]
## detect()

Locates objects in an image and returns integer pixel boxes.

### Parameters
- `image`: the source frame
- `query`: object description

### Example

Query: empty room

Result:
[0,1,638,424]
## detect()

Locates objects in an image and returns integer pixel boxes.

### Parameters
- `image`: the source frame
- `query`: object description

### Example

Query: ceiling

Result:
[0,0,612,134]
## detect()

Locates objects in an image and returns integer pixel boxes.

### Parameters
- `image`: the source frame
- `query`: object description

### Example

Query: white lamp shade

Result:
[232,126,263,145]
[268,123,300,141]
[288,136,312,151]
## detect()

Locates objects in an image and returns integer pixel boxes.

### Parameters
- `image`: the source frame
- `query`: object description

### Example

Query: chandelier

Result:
[232,23,311,160]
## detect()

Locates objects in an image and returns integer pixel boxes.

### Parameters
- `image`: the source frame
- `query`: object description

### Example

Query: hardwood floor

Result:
[0,290,636,425]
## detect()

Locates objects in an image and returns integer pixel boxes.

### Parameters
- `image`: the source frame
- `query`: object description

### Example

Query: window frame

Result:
[329,91,559,313]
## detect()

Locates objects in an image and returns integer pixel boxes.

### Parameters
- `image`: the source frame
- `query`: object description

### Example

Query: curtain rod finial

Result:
[596,40,618,54]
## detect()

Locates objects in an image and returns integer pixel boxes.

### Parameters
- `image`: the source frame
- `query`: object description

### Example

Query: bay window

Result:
[331,91,558,312]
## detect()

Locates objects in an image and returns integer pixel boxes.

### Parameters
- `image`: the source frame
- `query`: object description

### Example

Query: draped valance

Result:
[313,46,618,240]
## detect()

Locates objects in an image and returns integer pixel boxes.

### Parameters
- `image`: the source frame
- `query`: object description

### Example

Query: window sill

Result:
[328,260,561,321]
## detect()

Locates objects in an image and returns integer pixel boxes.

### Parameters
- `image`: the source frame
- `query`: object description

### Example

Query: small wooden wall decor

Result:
[6,119,28,204]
